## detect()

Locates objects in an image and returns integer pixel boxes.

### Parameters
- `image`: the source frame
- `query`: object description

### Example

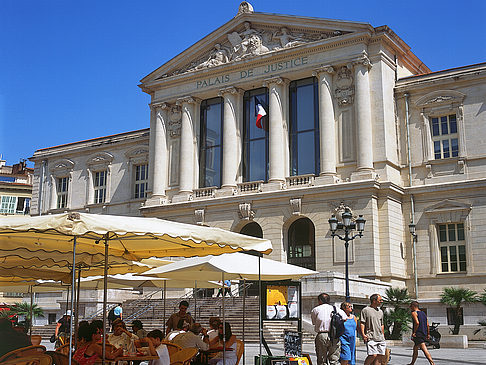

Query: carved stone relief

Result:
[195,208,205,225]
[237,1,254,16]
[160,22,349,77]
[334,66,354,106]
[238,202,255,220]
[289,198,302,215]
[168,106,182,138]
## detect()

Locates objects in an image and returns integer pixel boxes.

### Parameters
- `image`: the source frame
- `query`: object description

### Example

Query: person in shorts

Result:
[360,294,386,365]
[408,301,434,365]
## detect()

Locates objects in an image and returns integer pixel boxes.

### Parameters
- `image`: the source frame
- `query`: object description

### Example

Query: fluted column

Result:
[354,55,374,172]
[176,96,200,194]
[263,77,288,183]
[313,66,337,179]
[148,102,169,203]
[219,86,242,189]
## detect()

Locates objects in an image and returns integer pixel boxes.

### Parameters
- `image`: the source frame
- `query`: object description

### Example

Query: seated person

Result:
[131,320,148,339]
[0,318,31,358]
[172,323,209,351]
[108,319,138,352]
[165,319,189,341]
[135,329,170,365]
[209,322,238,365]
[207,317,221,342]
[165,300,194,335]
[73,322,122,365]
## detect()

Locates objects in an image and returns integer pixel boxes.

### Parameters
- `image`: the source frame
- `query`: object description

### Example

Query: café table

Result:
[96,354,159,364]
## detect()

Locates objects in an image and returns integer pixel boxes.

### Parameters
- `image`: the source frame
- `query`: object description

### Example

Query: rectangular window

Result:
[438,223,466,272]
[57,177,69,209]
[0,196,17,214]
[289,77,319,176]
[431,114,459,159]
[243,88,269,182]
[199,98,223,188]
[134,164,148,199]
[94,170,107,204]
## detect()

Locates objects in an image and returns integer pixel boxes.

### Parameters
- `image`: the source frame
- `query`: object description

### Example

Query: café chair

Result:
[31,335,42,346]
[55,343,71,355]
[0,345,46,362]
[0,353,52,365]
[45,351,80,365]
[161,341,183,357]
[169,347,198,365]
[235,339,244,365]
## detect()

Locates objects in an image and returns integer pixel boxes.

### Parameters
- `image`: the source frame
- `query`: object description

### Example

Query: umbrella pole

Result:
[102,236,109,365]
[242,279,246,365]
[163,280,166,335]
[68,236,77,365]
[29,285,33,338]
[75,267,81,349]
[194,280,197,322]
[222,272,225,365]
[258,254,262,365]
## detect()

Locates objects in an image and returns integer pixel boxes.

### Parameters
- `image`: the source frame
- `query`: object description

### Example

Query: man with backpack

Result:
[311,293,347,365]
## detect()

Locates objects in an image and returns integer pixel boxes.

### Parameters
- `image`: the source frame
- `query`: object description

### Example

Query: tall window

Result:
[94,171,107,204]
[57,177,69,209]
[288,218,316,270]
[0,196,16,214]
[289,77,319,175]
[243,88,269,182]
[240,222,264,296]
[431,114,459,159]
[439,223,466,272]
[200,98,223,188]
[134,164,148,199]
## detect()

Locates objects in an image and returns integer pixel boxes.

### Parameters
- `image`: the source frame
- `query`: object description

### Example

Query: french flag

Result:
[255,97,267,129]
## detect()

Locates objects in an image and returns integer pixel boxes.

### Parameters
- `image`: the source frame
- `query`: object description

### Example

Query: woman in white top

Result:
[209,322,238,365]
[207,317,221,342]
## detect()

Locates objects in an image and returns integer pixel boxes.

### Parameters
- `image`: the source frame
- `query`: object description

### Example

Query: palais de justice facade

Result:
[30,3,486,336]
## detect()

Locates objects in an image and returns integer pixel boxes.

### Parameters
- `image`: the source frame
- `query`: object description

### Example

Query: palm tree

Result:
[383,287,412,340]
[440,287,477,335]
[9,302,44,329]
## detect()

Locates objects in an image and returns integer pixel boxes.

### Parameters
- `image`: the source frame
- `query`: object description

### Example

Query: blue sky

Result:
[1,0,485,167]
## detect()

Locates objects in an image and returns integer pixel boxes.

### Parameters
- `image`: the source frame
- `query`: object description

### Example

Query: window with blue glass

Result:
[288,217,316,270]
[431,114,458,159]
[243,88,269,182]
[289,77,320,176]
[199,98,223,188]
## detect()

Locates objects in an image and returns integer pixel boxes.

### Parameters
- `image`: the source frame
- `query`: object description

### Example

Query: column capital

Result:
[312,65,335,77]
[218,86,243,97]
[263,76,289,87]
[176,96,201,105]
[352,54,372,70]
[149,101,171,111]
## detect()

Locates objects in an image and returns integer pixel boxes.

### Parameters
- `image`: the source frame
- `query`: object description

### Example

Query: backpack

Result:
[329,305,345,340]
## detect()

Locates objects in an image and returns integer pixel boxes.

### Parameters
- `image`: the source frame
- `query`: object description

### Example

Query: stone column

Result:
[263,77,288,184]
[147,102,169,205]
[49,175,57,210]
[219,86,242,193]
[313,66,339,183]
[352,55,375,180]
[175,96,200,198]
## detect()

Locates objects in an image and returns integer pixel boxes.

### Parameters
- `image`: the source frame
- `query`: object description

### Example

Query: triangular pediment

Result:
[141,8,373,86]
[424,199,471,214]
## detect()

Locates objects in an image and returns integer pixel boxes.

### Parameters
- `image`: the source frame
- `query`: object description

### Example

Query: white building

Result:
[29,3,486,337]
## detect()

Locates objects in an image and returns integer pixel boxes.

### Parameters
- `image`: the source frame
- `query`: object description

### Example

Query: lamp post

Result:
[409,221,419,298]
[328,208,366,302]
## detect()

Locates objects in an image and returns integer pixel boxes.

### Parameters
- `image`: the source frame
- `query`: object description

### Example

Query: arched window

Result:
[288,218,316,270]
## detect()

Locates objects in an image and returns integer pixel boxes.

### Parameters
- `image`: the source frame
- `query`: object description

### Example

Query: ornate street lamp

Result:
[328,207,366,302]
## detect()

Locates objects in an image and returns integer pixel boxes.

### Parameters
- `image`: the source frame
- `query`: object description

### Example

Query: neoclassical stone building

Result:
[30,3,486,335]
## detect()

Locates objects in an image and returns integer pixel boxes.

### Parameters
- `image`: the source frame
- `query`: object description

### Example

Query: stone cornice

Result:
[405,177,486,195]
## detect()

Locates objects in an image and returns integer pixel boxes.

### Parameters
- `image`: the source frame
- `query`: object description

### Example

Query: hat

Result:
[66,310,72,316]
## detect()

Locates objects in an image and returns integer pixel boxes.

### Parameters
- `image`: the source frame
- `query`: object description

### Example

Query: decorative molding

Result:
[289,198,302,215]
[125,145,149,162]
[168,105,182,138]
[195,208,205,225]
[237,1,254,16]
[334,66,354,106]
[51,159,75,177]
[238,202,255,220]
[352,54,372,70]
[149,102,170,111]
[176,96,201,105]
[86,152,114,169]
[263,76,288,87]
[312,65,335,77]
[415,90,466,108]
[218,86,243,97]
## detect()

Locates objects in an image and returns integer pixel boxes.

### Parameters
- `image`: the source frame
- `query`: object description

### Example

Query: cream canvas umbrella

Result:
[0,212,272,364]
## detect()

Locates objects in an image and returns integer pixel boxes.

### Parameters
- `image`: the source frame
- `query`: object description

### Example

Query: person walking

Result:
[407,301,435,365]
[339,302,357,365]
[311,293,347,365]
[360,294,386,365]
